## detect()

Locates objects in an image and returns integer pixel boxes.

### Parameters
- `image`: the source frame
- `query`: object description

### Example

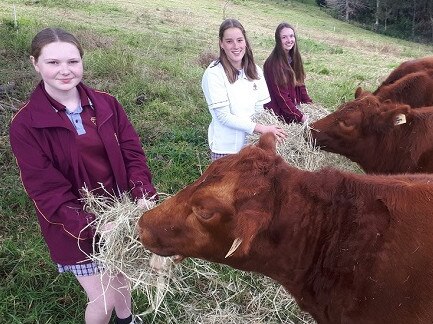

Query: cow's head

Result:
[310,93,411,165]
[138,133,282,266]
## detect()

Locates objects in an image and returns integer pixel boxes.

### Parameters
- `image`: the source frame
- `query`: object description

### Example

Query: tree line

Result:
[315,0,433,44]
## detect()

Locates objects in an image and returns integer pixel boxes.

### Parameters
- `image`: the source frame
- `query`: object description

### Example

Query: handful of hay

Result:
[80,189,172,315]
[248,104,361,173]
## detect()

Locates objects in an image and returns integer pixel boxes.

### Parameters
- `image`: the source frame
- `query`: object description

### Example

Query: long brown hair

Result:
[217,19,258,84]
[31,27,83,62]
[264,22,305,87]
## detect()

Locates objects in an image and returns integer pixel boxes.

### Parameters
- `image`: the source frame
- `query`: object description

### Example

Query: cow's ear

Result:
[257,133,277,155]
[355,87,371,99]
[380,105,411,127]
[355,87,363,98]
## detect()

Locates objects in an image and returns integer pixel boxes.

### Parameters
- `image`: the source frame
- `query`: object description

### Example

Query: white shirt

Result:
[201,61,270,154]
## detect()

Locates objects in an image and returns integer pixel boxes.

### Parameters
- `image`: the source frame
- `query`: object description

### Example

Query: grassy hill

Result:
[1,0,432,323]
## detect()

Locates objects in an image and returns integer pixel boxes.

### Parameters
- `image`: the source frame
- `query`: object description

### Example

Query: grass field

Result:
[1,0,432,323]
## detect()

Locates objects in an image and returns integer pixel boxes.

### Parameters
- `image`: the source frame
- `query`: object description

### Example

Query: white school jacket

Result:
[201,61,270,154]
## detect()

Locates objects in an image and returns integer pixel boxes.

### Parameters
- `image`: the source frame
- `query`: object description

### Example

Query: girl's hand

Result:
[137,197,156,209]
[149,253,169,271]
[99,221,116,233]
[301,114,309,124]
[255,124,287,142]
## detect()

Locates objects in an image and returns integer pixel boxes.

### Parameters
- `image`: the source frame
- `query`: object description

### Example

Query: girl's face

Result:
[220,27,246,70]
[31,41,83,97]
[279,27,296,53]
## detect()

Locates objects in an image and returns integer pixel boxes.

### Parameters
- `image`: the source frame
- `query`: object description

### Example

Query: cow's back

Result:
[374,69,433,107]
[374,56,433,92]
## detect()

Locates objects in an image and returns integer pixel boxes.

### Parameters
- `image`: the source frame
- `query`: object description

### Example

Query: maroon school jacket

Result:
[263,66,312,123]
[9,82,157,264]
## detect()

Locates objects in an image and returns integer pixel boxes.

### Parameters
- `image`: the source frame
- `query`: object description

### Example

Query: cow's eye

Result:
[192,206,214,221]
[338,120,355,133]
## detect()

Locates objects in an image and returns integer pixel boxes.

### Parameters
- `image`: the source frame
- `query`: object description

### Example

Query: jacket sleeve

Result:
[298,84,313,104]
[213,105,256,134]
[255,66,271,111]
[202,64,256,134]
[264,67,304,123]
[9,119,95,240]
[112,98,157,200]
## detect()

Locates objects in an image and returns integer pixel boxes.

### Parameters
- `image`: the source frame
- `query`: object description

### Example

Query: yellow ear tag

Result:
[394,114,406,125]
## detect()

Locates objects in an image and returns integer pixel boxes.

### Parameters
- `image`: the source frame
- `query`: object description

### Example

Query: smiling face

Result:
[279,27,296,53]
[31,41,83,99]
[219,27,246,70]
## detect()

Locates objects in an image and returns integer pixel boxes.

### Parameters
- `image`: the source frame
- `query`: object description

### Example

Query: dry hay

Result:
[81,103,361,323]
[80,189,172,316]
[248,104,362,173]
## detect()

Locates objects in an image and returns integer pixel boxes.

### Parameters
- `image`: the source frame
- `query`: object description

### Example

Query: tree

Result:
[322,0,433,43]
[325,0,370,21]
[374,0,379,30]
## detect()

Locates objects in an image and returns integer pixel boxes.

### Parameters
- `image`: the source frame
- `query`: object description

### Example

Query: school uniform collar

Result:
[40,82,94,112]
[237,68,246,80]
[29,82,94,129]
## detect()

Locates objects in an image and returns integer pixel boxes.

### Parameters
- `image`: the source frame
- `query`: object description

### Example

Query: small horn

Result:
[225,238,243,258]
[394,114,406,125]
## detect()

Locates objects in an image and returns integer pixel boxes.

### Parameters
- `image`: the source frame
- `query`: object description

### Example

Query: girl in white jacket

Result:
[202,18,287,161]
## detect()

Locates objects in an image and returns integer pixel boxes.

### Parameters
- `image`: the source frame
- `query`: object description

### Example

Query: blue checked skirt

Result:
[57,262,102,276]
[211,152,230,161]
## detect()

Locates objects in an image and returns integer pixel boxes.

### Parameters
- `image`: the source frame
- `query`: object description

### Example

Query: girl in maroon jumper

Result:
[263,22,313,124]
[9,28,156,324]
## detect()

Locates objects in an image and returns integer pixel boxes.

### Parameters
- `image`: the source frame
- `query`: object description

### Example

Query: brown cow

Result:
[310,94,433,174]
[373,56,433,91]
[138,133,433,324]
[355,68,433,108]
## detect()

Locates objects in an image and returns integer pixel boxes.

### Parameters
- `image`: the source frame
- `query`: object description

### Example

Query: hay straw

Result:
[79,104,361,323]
[80,188,174,318]
[248,104,362,173]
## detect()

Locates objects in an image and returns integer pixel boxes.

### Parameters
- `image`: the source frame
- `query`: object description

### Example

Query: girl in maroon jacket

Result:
[263,22,313,124]
[9,28,156,324]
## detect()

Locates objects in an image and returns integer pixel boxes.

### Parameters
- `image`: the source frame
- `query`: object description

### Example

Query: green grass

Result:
[1,0,432,322]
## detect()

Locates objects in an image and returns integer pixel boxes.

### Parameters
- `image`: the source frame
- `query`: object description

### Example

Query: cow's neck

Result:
[237,166,389,321]
[359,113,431,173]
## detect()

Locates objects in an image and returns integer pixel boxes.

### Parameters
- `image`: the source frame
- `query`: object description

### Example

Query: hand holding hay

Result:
[249,105,361,173]
[80,188,172,315]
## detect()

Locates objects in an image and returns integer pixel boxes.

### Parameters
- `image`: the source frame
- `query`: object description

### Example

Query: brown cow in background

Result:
[310,94,433,174]
[339,56,433,113]
[139,133,433,324]
[355,68,433,108]
[373,56,433,90]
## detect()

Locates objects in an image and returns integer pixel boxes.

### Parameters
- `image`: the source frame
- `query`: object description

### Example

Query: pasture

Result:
[1,0,432,323]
